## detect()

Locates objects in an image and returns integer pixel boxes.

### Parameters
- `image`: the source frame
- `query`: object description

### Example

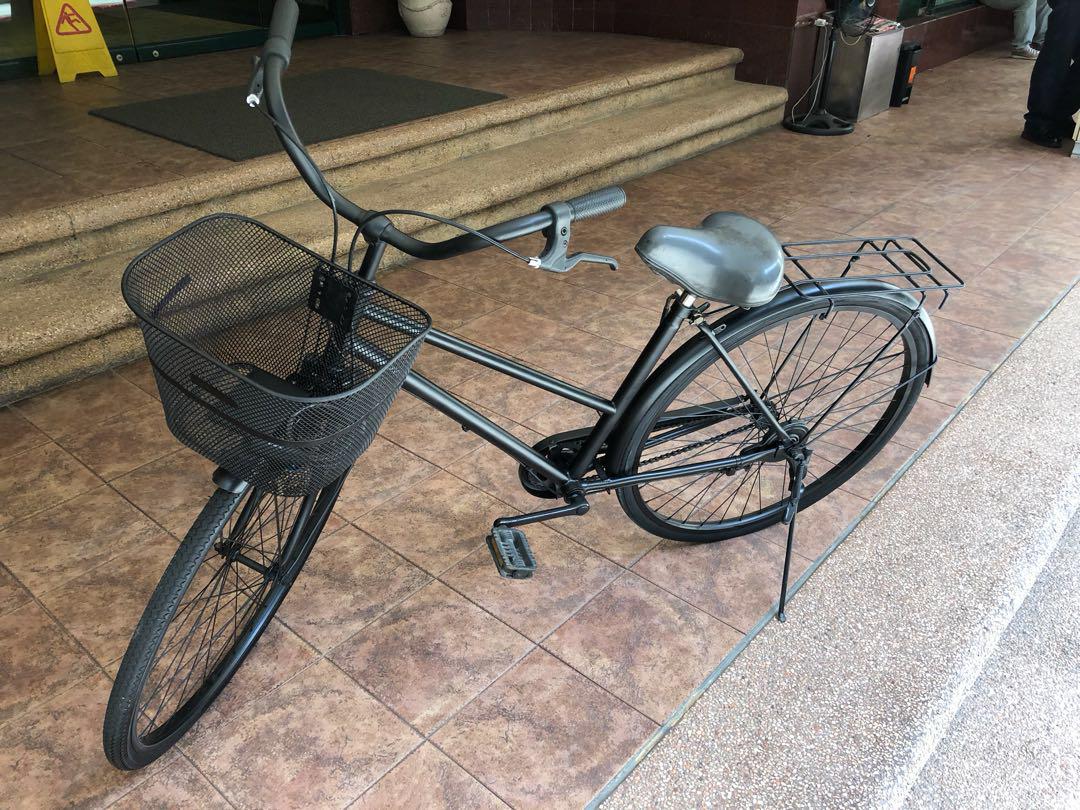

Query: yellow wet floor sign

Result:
[34,0,118,82]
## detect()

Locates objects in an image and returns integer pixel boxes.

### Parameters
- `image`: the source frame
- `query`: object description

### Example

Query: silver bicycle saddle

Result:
[635,212,785,308]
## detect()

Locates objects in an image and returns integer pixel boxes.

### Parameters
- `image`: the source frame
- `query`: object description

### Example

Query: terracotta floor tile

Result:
[353,743,507,809]
[505,273,616,329]
[442,522,620,641]
[410,343,488,389]
[758,487,870,560]
[0,566,30,616]
[114,357,161,399]
[523,391,597,437]
[451,367,568,423]
[378,397,494,467]
[0,407,49,459]
[444,423,551,513]
[577,300,662,350]
[111,448,217,537]
[922,357,987,407]
[517,330,638,389]
[633,531,811,632]
[333,436,439,521]
[38,537,176,666]
[279,524,429,652]
[889,396,955,451]
[13,372,155,438]
[962,263,1066,305]
[186,658,420,810]
[354,471,507,576]
[110,757,230,809]
[545,572,739,723]
[837,441,916,501]
[1013,226,1080,262]
[989,246,1080,286]
[331,581,531,733]
[930,317,1017,371]
[562,260,660,301]
[183,620,319,742]
[454,307,564,357]
[56,404,181,481]
[0,443,101,528]
[434,648,654,809]
[0,673,171,809]
[549,493,661,566]
[936,288,1051,339]
[389,274,504,330]
[0,602,98,724]
[0,486,163,596]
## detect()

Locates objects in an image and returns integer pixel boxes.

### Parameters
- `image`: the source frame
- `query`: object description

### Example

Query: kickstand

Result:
[777,451,808,623]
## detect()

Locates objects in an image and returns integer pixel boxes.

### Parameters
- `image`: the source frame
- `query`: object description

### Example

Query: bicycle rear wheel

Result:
[612,293,932,541]
[103,477,342,770]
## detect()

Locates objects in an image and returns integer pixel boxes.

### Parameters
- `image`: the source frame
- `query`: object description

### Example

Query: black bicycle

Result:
[102,0,962,771]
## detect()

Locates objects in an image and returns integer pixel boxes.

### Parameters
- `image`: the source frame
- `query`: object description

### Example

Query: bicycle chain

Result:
[638,420,757,468]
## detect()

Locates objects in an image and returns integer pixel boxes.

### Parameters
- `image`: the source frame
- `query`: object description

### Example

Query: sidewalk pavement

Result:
[601,282,1080,808]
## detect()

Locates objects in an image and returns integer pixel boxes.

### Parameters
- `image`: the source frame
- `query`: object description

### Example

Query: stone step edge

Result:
[0,48,742,257]
[0,105,783,404]
[0,81,786,367]
[1,63,737,283]
[261,81,787,264]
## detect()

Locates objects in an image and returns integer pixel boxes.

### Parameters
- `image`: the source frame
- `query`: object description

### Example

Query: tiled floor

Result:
[2,42,1080,810]
[0,30,717,217]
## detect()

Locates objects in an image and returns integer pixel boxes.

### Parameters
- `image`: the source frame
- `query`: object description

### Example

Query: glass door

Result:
[0,0,340,78]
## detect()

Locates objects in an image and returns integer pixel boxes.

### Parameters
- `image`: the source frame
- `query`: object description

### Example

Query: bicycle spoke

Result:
[631,301,917,529]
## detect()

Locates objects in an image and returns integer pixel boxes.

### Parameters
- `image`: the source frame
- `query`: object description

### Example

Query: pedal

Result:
[486,526,536,579]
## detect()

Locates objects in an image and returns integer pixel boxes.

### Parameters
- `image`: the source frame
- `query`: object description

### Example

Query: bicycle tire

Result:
[612,293,932,541]
[103,481,338,770]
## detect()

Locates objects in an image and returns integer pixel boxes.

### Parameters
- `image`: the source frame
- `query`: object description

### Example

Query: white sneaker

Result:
[1012,45,1039,60]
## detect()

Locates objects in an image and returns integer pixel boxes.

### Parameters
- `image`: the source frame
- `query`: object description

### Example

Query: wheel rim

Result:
[132,489,311,747]
[630,302,923,530]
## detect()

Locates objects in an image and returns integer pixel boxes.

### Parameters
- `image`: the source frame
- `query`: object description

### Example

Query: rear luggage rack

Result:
[782,235,964,309]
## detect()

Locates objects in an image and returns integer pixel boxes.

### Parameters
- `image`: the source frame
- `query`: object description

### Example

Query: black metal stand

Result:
[783,19,855,137]
[776,451,809,622]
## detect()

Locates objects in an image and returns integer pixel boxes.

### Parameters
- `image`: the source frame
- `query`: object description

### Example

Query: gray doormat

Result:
[90,67,505,161]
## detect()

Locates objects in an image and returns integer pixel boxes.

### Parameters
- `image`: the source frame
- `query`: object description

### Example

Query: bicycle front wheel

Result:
[612,293,933,541]
[103,478,341,770]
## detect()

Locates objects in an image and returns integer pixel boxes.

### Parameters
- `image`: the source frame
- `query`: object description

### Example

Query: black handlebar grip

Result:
[567,186,627,221]
[264,0,299,68]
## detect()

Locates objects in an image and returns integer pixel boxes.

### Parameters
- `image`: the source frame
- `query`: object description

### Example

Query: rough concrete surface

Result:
[903,509,1080,809]
[602,283,1080,809]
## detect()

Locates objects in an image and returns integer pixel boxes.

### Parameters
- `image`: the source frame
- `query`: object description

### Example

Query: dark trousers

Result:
[1026,0,1080,133]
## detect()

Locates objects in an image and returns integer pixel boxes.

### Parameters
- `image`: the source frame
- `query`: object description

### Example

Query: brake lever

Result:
[534,202,618,273]
[246,55,264,108]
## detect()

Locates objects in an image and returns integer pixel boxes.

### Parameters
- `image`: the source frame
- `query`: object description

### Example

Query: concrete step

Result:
[600,282,1080,808]
[902,508,1080,808]
[0,49,741,284]
[0,64,786,404]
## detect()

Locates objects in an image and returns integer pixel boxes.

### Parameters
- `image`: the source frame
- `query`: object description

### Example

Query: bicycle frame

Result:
[360,251,783,502]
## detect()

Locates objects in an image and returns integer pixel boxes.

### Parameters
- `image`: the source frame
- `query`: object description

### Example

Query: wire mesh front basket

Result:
[123,214,431,496]
[782,236,964,308]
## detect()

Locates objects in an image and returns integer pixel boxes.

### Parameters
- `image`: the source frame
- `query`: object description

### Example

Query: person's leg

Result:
[1014,0,1038,48]
[1034,0,1052,44]
[1056,61,1080,131]
[982,0,1036,50]
[1026,0,1080,140]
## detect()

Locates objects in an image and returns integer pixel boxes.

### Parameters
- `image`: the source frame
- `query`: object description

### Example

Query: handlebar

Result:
[251,0,625,263]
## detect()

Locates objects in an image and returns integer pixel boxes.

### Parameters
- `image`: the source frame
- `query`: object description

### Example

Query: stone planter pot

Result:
[398,0,452,37]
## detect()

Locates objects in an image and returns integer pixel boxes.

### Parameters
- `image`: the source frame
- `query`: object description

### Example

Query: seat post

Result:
[567,291,696,478]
